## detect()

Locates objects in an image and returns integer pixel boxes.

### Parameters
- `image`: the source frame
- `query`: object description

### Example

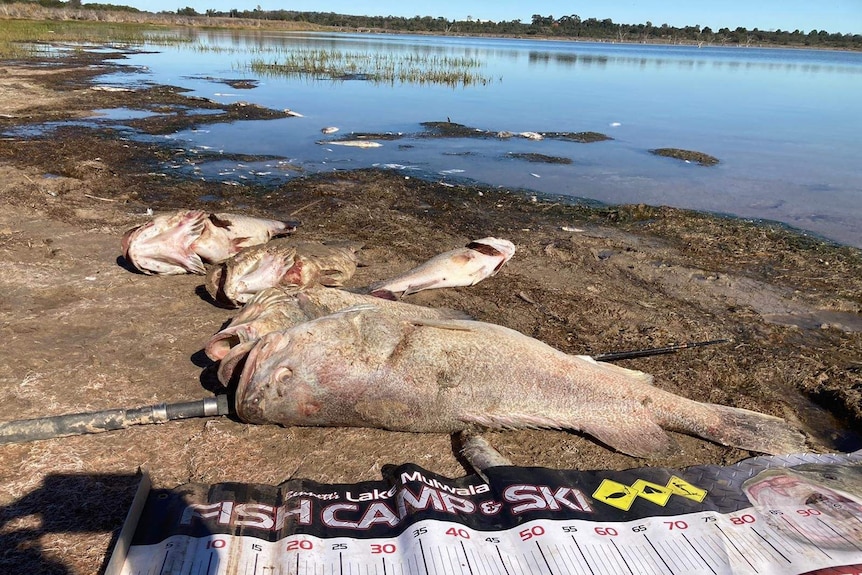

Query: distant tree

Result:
[176,6,197,16]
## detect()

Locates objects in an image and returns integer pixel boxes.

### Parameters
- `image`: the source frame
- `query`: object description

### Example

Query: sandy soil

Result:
[0,49,860,574]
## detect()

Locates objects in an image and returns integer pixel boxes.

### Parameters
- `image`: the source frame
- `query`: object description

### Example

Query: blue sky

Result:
[124,0,861,35]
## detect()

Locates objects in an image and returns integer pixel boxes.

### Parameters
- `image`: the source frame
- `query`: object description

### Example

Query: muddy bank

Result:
[0,49,860,574]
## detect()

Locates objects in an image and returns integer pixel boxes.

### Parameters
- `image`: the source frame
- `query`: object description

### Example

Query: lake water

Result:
[94,31,862,248]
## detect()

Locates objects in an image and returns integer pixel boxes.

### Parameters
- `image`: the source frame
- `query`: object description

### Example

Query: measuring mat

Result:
[107,450,862,574]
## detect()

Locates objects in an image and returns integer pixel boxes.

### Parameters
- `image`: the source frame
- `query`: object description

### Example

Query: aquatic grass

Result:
[0,19,187,58]
[244,48,494,87]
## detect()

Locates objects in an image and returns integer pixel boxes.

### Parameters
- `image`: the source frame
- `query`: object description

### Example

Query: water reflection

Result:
[61,32,862,247]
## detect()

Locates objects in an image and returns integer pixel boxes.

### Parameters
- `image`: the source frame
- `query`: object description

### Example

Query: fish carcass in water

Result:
[121,210,296,275]
[319,140,382,148]
[368,237,515,299]
[204,239,362,308]
[232,308,807,458]
[207,285,470,362]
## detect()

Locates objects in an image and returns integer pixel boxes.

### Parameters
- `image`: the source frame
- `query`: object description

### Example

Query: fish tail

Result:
[697,403,807,455]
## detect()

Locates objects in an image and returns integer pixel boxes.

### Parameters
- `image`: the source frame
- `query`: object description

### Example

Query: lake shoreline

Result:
[0,45,860,575]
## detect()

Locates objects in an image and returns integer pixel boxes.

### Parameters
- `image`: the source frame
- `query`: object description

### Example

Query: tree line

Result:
[8,1,862,50]
[193,9,862,50]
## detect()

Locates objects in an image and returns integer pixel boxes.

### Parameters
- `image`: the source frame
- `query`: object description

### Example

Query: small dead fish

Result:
[207,285,470,362]
[121,210,295,275]
[368,237,515,299]
[519,131,544,140]
[320,127,340,134]
[204,239,362,308]
[319,140,382,148]
[233,308,807,458]
[743,463,862,549]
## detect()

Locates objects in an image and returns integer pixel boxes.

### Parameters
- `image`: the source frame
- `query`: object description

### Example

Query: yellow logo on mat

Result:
[592,476,707,511]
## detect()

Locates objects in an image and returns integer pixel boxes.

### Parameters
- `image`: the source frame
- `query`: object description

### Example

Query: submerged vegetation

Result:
[650,148,720,166]
[246,49,493,87]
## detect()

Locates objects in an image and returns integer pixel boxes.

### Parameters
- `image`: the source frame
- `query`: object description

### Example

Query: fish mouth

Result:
[205,331,242,361]
[217,339,257,390]
[120,224,143,261]
[230,338,270,424]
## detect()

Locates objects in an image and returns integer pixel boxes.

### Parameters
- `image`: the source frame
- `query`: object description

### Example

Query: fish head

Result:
[121,210,207,275]
[234,310,383,428]
[204,263,235,307]
[467,237,516,272]
[233,330,326,425]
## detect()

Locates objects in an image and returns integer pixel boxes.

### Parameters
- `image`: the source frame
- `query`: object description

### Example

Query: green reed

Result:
[245,48,493,87]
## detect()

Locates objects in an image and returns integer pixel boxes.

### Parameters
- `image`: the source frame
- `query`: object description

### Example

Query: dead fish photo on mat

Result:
[229,307,807,458]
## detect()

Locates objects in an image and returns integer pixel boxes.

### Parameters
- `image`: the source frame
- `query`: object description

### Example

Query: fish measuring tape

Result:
[107,451,862,575]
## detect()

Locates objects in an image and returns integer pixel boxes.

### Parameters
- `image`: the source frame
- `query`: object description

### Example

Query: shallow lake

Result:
[96,31,862,248]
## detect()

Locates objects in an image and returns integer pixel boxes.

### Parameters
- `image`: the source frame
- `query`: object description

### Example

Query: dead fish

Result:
[319,140,382,148]
[368,237,515,299]
[743,463,862,549]
[207,285,470,362]
[320,126,339,134]
[232,308,807,458]
[121,210,295,275]
[204,239,362,308]
[192,213,297,264]
[519,131,544,140]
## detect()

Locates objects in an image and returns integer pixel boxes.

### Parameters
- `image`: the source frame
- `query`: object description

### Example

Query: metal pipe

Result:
[0,395,230,445]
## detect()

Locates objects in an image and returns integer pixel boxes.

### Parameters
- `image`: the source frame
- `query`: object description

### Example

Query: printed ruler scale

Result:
[108,451,862,575]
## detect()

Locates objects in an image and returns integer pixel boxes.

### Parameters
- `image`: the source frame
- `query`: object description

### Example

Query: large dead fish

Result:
[368,237,515,299]
[207,285,470,362]
[204,239,362,308]
[121,210,295,275]
[231,308,806,458]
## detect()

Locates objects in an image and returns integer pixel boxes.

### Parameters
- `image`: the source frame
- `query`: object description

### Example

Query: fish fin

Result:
[459,410,674,458]
[207,213,232,229]
[401,280,439,296]
[699,403,807,455]
[369,289,399,301]
[580,417,676,458]
[574,355,654,386]
[231,236,252,249]
[407,318,476,332]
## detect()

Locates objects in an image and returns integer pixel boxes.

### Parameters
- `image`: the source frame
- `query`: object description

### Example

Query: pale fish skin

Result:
[233,308,807,458]
[192,213,297,264]
[320,127,339,134]
[207,285,470,362]
[519,131,544,140]
[204,239,362,308]
[368,237,515,299]
[121,210,295,275]
[743,463,862,550]
[319,140,382,148]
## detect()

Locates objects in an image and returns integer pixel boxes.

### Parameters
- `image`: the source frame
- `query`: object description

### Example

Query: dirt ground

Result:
[1,49,860,574]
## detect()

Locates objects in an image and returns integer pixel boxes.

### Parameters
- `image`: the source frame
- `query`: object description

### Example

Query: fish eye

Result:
[274,366,293,384]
